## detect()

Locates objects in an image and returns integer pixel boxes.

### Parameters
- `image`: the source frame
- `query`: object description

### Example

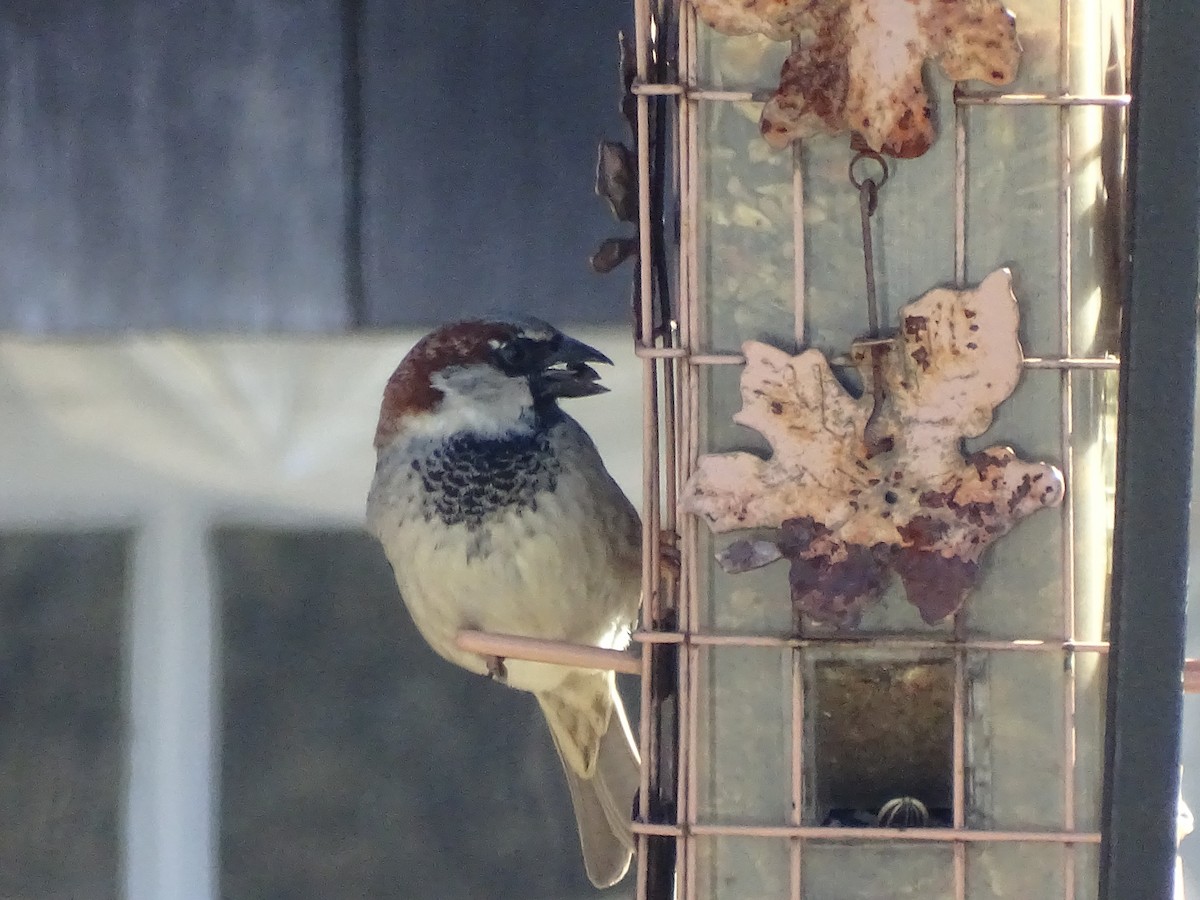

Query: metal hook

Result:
[849,150,890,196]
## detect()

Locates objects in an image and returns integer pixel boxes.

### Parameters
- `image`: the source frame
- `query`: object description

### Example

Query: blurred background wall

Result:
[0,2,642,899]
[0,0,634,332]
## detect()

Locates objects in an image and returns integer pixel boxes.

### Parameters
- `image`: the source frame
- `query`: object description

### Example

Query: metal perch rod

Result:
[458,628,1200,690]
[455,630,642,676]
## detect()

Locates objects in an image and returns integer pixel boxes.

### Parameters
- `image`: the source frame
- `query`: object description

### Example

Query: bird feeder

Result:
[616,0,1199,898]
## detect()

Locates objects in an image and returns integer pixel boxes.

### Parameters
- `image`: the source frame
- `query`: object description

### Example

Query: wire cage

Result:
[622,0,1151,898]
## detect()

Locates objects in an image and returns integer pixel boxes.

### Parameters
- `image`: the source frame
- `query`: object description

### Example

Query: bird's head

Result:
[374,318,613,450]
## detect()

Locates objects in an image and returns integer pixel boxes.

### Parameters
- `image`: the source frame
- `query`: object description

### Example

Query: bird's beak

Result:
[535,335,613,399]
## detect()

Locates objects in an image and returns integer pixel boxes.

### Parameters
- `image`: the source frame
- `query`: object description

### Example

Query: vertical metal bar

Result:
[1057,1,1078,896]
[674,5,696,895]
[788,82,808,900]
[680,3,701,892]
[1099,1,1200,896]
[954,101,967,286]
[952,617,967,900]
[952,63,970,900]
[792,141,806,346]
[789,650,804,900]
[632,3,659,898]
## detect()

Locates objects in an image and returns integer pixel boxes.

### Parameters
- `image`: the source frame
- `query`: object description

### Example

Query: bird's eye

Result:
[496,339,532,372]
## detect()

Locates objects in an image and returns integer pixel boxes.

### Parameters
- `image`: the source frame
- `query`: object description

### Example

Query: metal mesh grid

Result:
[628,1,1131,898]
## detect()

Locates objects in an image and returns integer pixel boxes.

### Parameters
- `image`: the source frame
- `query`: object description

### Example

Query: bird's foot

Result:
[485,655,509,683]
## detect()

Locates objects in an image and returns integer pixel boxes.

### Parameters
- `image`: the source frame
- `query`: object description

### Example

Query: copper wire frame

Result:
[461,3,1136,897]
[636,2,1127,898]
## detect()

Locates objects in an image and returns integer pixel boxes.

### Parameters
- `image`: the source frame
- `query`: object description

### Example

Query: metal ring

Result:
[849,150,890,192]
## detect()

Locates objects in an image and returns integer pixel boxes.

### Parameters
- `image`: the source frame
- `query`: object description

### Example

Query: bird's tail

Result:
[537,669,640,888]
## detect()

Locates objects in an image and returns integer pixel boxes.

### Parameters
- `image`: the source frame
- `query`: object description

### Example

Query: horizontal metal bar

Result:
[630,632,1112,653]
[632,82,1130,109]
[450,632,1200,682]
[687,88,773,102]
[631,821,1102,844]
[455,630,641,675]
[684,352,1120,369]
[1024,356,1120,369]
[452,628,1196,687]
[632,821,685,837]
[686,353,746,365]
[629,636,1200,690]
[633,81,684,96]
[955,90,1131,107]
[636,343,690,359]
[631,81,772,103]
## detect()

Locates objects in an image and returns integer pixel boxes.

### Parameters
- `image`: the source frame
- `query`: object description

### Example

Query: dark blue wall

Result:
[0,0,631,332]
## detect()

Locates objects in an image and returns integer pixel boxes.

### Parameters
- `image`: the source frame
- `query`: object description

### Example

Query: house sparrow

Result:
[366,318,642,888]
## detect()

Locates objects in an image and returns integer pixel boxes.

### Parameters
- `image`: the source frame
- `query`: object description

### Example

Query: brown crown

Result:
[374,320,518,450]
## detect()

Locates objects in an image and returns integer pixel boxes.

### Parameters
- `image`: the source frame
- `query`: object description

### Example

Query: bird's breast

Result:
[366,423,641,689]
[412,429,562,530]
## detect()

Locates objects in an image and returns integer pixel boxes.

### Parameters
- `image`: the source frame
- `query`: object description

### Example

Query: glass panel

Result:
[1075,844,1101,900]
[999,0,1063,94]
[216,529,631,899]
[1072,370,1117,643]
[695,646,791,822]
[963,372,1066,640]
[0,531,128,899]
[1070,103,1126,359]
[698,100,796,354]
[1070,369,1115,834]
[688,3,1122,895]
[695,25,790,93]
[967,651,1066,830]
[802,842,954,898]
[1067,0,1127,97]
[967,842,1066,898]
[802,79,957,357]
[965,105,1062,359]
[1074,653,1107,832]
[694,836,791,900]
[703,530,794,634]
[698,363,793,634]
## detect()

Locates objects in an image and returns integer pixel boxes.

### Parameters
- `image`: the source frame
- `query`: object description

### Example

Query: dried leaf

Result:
[693,0,1021,158]
[595,140,638,223]
[681,269,1064,627]
[589,237,639,274]
[617,31,637,135]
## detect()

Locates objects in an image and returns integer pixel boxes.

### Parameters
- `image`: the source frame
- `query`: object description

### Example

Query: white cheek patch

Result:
[407,364,534,439]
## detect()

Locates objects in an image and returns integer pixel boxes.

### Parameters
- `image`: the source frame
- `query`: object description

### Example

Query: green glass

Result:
[968,842,1067,899]
[802,842,955,898]
[695,646,793,823]
[967,652,1067,830]
[694,836,792,900]
[697,99,796,355]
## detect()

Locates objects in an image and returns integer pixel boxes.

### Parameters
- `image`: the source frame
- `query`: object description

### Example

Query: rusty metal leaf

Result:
[681,269,1064,628]
[692,0,1021,158]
